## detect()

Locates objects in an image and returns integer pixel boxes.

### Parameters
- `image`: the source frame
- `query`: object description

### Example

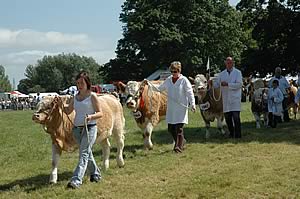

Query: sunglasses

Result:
[171,70,178,73]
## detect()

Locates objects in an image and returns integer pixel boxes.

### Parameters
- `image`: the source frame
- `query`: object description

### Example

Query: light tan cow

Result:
[189,74,226,139]
[288,84,298,119]
[116,80,167,149]
[32,94,125,184]
[251,79,269,128]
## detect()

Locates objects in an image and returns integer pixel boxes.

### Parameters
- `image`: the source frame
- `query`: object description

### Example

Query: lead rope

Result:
[212,87,222,102]
[84,115,90,144]
[146,80,191,109]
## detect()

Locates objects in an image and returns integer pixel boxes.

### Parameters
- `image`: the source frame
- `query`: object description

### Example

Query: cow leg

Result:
[113,133,125,168]
[205,121,210,139]
[50,144,61,184]
[101,138,111,170]
[217,117,226,135]
[253,112,261,128]
[263,112,269,127]
[144,122,154,150]
[294,105,297,120]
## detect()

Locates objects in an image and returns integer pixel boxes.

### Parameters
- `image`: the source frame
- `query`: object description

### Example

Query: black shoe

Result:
[90,174,101,183]
[67,181,80,189]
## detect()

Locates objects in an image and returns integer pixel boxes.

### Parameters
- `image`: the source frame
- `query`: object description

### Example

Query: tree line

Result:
[1,0,299,93]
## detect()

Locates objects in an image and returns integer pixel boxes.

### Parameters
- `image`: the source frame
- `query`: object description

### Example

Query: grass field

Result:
[0,102,299,199]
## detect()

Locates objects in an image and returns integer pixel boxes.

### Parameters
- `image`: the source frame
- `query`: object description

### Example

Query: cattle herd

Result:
[31,74,299,183]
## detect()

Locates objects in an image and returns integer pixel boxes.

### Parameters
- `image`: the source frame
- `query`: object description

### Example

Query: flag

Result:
[206,57,210,71]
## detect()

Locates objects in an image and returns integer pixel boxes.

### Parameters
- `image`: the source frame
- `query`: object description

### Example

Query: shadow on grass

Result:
[96,119,300,157]
[94,143,145,159]
[0,171,72,192]
[150,119,300,146]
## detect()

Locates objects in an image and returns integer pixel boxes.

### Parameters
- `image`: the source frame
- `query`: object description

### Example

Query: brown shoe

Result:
[173,146,182,153]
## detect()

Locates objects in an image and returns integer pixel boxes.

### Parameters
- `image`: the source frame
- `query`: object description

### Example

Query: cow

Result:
[287,84,298,119]
[32,94,125,184]
[250,79,269,128]
[251,88,269,128]
[189,74,226,139]
[116,80,167,150]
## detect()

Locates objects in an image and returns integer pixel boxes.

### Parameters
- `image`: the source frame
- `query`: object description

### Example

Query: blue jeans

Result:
[71,125,101,185]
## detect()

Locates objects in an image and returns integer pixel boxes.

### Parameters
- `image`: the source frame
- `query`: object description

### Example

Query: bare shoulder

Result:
[90,92,99,100]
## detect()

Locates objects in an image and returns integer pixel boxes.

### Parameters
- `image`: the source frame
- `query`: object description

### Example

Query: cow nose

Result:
[127,102,134,106]
[198,87,204,91]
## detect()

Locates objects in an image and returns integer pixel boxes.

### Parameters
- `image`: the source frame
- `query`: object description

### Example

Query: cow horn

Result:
[189,77,195,84]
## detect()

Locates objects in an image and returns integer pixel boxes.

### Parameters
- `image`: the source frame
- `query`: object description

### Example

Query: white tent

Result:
[18,94,29,98]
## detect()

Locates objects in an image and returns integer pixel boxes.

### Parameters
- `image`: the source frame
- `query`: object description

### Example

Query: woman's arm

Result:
[87,93,103,121]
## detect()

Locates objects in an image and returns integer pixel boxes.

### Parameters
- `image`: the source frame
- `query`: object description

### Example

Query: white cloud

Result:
[0,28,119,87]
[0,28,90,49]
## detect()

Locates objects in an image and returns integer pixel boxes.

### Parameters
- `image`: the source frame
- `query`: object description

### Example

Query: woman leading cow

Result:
[62,71,103,189]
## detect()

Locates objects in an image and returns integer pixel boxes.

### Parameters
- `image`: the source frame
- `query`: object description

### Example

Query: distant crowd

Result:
[0,95,41,111]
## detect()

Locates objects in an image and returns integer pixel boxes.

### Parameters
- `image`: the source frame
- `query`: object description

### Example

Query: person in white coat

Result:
[268,67,290,122]
[209,57,243,138]
[158,61,196,153]
[268,80,284,128]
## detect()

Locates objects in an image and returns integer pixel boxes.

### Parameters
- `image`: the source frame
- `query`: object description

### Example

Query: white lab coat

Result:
[158,75,195,124]
[268,87,284,116]
[268,76,290,97]
[213,67,243,113]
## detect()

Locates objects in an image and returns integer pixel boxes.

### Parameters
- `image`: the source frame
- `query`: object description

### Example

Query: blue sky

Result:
[0,0,239,86]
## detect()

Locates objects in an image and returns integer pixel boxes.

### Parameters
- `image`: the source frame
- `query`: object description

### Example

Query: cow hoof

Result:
[145,146,153,150]
[49,180,57,184]
[118,163,125,168]
[144,141,153,150]
[117,158,125,168]
[205,132,210,139]
[49,175,57,184]
[103,160,110,170]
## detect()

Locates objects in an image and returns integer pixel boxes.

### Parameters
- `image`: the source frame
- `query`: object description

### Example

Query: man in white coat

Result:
[209,57,243,138]
[158,61,196,153]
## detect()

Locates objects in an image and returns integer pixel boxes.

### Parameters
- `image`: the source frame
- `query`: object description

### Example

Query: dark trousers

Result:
[168,123,184,152]
[268,112,281,128]
[224,111,241,138]
[282,97,290,122]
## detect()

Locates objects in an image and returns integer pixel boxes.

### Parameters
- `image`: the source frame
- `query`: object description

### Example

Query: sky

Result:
[0,0,239,87]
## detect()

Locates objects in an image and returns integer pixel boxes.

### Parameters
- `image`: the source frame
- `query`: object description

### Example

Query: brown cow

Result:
[189,74,226,139]
[287,84,298,119]
[32,94,125,184]
[116,80,167,149]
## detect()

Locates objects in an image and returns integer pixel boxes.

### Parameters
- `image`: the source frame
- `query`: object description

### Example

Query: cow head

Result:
[32,96,70,124]
[253,88,269,105]
[124,81,142,110]
[32,96,56,124]
[193,74,208,101]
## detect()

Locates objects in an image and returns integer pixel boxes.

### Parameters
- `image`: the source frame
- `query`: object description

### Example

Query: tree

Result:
[237,0,300,76]
[104,0,246,81]
[18,53,103,94]
[0,65,12,92]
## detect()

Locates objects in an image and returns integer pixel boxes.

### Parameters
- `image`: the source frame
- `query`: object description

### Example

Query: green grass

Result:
[0,102,299,198]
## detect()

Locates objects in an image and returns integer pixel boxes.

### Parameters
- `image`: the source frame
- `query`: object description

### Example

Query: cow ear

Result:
[189,77,195,84]
[117,81,126,93]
